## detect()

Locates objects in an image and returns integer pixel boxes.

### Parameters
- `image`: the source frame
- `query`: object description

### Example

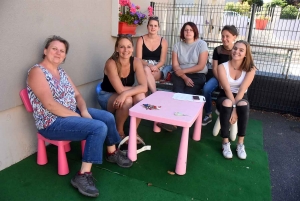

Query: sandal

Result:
[157,123,177,132]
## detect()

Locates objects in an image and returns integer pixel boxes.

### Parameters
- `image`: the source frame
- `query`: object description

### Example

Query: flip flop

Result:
[157,123,177,132]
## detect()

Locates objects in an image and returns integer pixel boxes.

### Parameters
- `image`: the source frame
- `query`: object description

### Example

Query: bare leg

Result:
[80,162,92,173]
[144,66,161,93]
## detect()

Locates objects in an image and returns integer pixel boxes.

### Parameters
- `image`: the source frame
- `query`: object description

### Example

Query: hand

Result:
[229,108,238,124]
[183,77,194,87]
[80,110,92,119]
[150,65,159,72]
[175,69,184,77]
[113,93,127,109]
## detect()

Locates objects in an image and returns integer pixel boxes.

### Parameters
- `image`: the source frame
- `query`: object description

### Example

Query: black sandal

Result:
[157,123,177,132]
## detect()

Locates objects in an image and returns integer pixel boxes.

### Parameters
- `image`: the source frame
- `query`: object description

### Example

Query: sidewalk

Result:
[249,109,300,201]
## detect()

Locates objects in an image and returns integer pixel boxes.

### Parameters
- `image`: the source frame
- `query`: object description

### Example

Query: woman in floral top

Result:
[27,35,132,198]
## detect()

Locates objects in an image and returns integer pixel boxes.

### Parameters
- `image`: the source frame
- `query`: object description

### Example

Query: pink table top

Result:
[129,91,205,127]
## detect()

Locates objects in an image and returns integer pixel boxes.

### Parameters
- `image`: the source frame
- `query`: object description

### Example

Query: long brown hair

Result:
[230,40,256,72]
[109,35,134,77]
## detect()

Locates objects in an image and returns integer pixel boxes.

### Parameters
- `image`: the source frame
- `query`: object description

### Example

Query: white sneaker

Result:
[222,142,233,159]
[236,144,247,159]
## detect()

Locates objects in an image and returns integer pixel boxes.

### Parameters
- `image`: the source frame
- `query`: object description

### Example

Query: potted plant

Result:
[255,12,270,30]
[118,0,153,35]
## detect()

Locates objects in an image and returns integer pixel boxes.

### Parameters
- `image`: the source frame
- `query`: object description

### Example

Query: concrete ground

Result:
[249,110,300,201]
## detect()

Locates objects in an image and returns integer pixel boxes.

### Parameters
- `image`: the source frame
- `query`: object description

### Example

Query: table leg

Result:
[175,127,189,175]
[193,112,203,141]
[153,122,161,133]
[128,116,137,161]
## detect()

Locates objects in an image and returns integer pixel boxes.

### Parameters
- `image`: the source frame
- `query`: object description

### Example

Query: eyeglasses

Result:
[118,34,132,38]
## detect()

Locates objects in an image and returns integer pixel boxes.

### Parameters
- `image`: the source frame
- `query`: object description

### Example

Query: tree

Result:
[242,0,264,6]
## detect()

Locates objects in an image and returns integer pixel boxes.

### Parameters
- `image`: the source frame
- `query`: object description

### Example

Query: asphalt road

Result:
[250,110,300,201]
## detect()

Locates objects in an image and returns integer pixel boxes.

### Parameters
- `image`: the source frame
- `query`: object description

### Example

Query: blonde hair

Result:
[109,35,134,76]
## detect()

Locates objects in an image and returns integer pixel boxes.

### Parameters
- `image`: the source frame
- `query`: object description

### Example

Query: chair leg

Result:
[81,140,86,157]
[213,116,220,136]
[64,143,71,152]
[230,121,237,141]
[37,138,48,165]
[57,142,69,175]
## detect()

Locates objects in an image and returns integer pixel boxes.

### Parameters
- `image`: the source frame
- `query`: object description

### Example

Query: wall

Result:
[0,0,156,171]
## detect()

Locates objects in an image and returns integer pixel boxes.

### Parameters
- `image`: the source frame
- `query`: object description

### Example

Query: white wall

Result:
[0,0,155,171]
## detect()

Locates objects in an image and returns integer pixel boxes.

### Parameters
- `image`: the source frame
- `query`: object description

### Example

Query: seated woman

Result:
[136,16,171,93]
[217,40,256,160]
[97,35,147,140]
[202,25,238,126]
[172,21,208,95]
[27,35,132,198]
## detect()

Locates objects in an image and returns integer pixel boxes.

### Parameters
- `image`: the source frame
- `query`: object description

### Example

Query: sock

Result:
[78,171,91,175]
[107,150,117,156]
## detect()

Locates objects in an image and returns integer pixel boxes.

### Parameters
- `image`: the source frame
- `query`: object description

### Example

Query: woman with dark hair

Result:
[202,25,238,126]
[157,22,208,132]
[97,35,147,140]
[27,35,132,198]
[217,40,256,160]
[171,21,208,94]
[136,16,171,93]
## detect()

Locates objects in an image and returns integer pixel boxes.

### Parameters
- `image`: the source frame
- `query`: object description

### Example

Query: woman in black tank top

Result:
[98,35,147,140]
[136,16,169,93]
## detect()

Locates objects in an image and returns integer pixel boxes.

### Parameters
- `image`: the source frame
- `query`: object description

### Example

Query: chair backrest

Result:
[19,88,33,113]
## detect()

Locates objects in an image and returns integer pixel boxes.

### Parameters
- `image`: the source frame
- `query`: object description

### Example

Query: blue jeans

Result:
[39,108,121,164]
[171,73,206,95]
[203,77,219,115]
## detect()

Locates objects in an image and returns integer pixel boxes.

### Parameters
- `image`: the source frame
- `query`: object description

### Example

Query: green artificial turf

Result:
[0,117,271,201]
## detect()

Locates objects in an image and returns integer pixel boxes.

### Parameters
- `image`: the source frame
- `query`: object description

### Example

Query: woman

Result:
[172,21,208,95]
[136,16,171,93]
[27,35,132,198]
[217,40,256,160]
[97,35,147,140]
[202,25,238,126]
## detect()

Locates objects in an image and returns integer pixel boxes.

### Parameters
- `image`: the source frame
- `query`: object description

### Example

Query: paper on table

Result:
[172,93,206,102]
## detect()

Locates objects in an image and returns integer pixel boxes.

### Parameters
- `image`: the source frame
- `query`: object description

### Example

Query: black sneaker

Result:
[106,150,133,168]
[202,115,212,126]
[71,172,99,197]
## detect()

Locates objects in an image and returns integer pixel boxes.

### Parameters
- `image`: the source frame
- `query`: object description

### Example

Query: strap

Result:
[118,136,151,154]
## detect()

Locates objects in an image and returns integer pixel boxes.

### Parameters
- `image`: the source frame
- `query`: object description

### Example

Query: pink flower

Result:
[135,5,140,9]
[148,6,153,16]
[119,0,128,6]
[130,5,136,13]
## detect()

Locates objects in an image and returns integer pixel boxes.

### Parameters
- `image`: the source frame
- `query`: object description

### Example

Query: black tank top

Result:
[101,56,135,92]
[141,36,163,62]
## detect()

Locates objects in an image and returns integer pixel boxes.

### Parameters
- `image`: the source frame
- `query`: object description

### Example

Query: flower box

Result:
[118,22,137,35]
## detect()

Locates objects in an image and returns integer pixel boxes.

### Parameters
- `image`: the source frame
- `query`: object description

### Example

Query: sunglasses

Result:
[149,16,159,20]
[236,40,249,45]
[118,34,132,38]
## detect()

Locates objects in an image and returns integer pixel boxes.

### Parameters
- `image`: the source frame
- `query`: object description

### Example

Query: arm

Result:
[27,67,80,117]
[235,68,256,102]
[212,59,219,79]
[67,76,92,118]
[155,38,168,69]
[136,36,149,67]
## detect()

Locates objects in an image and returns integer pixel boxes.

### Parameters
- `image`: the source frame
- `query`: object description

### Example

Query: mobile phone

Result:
[193,96,200,100]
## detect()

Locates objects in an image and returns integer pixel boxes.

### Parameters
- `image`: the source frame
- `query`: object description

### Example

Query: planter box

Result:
[118,22,137,35]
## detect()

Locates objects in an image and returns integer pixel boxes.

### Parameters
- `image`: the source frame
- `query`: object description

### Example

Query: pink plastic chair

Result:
[19,88,86,175]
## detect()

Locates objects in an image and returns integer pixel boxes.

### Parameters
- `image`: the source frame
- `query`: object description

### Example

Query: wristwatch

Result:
[232,104,236,108]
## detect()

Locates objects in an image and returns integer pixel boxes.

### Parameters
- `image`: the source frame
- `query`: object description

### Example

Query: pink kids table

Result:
[128,91,205,175]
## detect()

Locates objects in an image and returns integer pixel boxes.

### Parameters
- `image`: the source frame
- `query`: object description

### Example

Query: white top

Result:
[173,40,208,74]
[221,61,247,94]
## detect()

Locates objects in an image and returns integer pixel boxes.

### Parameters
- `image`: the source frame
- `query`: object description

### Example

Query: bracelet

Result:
[232,104,236,108]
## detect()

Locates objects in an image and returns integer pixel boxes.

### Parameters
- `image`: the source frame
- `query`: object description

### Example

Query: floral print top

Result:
[27,64,77,130]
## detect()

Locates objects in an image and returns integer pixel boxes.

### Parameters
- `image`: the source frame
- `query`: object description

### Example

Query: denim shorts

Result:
[145,60,172,79]
[97,90,114,110]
